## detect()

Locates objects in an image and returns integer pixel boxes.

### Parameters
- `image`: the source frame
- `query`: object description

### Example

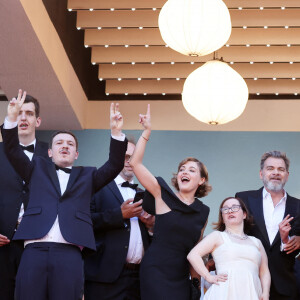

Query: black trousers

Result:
[85,267,140,300]
[0,240,23,300]
[15,242,84,300]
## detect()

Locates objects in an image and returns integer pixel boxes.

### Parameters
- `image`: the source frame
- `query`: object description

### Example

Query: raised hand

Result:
[7,89,26,122]
[279,214,293,244]
[110,103,123,136]
[139,104,151,131]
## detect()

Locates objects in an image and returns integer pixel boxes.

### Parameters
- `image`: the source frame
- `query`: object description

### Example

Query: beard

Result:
[262,177,286,192]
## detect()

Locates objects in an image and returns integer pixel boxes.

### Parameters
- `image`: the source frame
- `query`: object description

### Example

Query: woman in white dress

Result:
[188,197,271,300]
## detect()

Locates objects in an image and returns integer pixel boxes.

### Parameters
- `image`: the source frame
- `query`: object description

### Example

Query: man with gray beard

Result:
[236,151,300,300]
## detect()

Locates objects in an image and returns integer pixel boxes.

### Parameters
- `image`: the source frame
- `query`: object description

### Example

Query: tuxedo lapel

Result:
[108,181,124,205]
[47,163,61,195]
[64,167,82,195]
[248,189,270,246]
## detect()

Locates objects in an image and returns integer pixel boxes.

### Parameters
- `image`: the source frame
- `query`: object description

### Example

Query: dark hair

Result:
[22,95,40,117]
[260,151,290,171]
[171,157,212,198]
[213,197,253,234]
[49,130,79,150]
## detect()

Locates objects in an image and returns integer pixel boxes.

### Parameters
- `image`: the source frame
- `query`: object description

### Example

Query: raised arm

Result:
[129,104,161,199]
[187,231,227,285]
[258,240,271,300]
[0,90,33,183]
[94,103,127,191]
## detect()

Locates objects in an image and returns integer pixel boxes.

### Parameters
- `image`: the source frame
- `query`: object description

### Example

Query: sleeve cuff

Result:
[4,117,18,129]
[111,133,125,141]
[280,236,291,251]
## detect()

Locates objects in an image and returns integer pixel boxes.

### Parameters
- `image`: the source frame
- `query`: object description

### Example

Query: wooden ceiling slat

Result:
[98,63,300,79]
[92,46,300,63]
[68,0,300,10]
[229,28,300,44]
[230,10,300,27]
[77,10,300,28]
[85,28,164,45]
[85,28,300,46]
[106,79,300,94]
[77,11,159,28]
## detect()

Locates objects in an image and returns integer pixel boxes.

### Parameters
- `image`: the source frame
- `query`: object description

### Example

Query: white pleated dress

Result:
[204,231,262,300]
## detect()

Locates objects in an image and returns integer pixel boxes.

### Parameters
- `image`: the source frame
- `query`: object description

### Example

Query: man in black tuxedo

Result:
[0,92,49,300]
[1,90,127,300]
[84,140,155,300]
[236,151,300,300]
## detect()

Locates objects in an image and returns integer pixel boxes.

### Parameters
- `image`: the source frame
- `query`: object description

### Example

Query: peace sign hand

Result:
[8,89,26,122]
[139,104,151,131]
[110,103,123,136]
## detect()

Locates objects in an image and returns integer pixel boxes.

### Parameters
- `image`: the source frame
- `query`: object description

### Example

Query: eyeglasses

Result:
[220,205,241,214]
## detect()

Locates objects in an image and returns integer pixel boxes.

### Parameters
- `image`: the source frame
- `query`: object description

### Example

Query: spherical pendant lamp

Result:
[158,0,232,57]
[182,60,249,125]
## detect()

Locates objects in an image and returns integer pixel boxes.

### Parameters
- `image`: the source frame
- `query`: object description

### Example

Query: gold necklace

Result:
[225,229,248,240]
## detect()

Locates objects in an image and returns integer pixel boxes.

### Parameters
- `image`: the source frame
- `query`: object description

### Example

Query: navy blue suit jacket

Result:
[236,188,300,298]
[0,139,49,239]
[1,125,127,252]
[84,180,151,282]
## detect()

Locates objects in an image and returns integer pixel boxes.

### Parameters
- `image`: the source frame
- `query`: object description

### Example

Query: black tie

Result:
[55,165,72,174]
[21,144,34,153]
[121,181,138,190]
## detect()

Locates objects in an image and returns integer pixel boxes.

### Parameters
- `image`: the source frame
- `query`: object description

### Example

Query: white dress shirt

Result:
[115,174,144,264]
[262,188,287,245]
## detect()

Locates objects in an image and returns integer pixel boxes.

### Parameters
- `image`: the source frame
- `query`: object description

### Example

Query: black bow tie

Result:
[55,165,72,174]
[121,181,138,190]
[21,144,34,153]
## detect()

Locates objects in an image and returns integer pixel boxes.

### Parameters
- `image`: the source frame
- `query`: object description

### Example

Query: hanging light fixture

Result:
[158,0,231,57]
[182,59,249,125]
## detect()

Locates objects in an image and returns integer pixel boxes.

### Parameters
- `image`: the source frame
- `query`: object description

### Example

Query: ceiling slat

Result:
[68,0,300,10]
[85,28,300,46]
[92,46,300,63]
[77,10,300,28]
[106,79,300,94]
[98,63,300,79]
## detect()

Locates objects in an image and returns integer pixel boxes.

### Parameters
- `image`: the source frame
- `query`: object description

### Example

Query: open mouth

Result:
[181,176,190,183]
[19,123,28,130]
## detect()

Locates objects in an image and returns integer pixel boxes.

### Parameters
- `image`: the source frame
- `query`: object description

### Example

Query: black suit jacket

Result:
[1,125,127,252]
[236,188,300,297]
[0,139,49,240]
[84,180,151,282]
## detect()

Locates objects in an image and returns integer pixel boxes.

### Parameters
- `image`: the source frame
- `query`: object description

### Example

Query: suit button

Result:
[127,228,130,232]
[125,246,128,249]
[22,190,26,194]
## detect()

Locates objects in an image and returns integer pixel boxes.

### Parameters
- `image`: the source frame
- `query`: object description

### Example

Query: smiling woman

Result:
[129,104,211,300]
[187,197,271,300]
